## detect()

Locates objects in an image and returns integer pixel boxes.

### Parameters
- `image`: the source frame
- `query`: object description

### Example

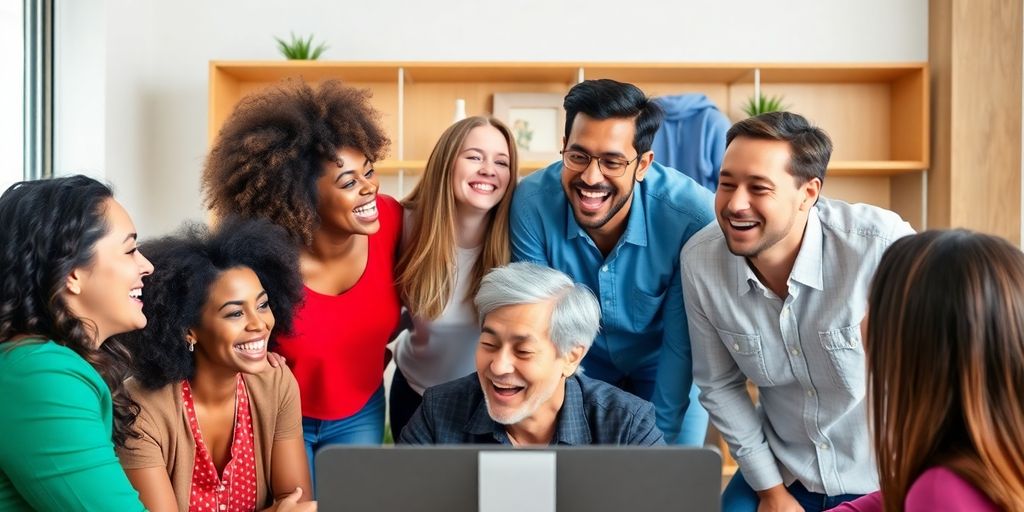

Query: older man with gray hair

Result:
[399,262,665,446]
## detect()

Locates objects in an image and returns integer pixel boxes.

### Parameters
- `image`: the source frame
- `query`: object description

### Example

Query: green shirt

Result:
[0,340,145,511]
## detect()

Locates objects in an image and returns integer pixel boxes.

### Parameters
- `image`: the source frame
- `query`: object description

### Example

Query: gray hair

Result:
[474,262,601,359]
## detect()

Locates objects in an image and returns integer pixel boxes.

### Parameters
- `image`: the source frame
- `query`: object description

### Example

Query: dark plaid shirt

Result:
[398,373,665,446]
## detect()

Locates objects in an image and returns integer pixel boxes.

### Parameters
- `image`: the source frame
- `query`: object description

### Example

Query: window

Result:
[0,1,25,191]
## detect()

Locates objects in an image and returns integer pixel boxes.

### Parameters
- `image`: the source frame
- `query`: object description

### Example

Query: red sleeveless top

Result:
[275,194,403,419]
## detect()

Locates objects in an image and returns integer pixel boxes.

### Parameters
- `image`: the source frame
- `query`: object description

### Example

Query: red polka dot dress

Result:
[182,376,257,512]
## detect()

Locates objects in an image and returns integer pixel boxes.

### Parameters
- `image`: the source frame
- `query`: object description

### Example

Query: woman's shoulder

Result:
[125,378,183,428]
[377,194,402,217]
[125,378,180,407]
[0,340,101,386]
[906,466,1000,511]
[375,194,404,247]
[243,363,299,400]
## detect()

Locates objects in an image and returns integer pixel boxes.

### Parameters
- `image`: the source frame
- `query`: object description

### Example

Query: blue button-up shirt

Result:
[509,161,714,443]
[681,197,914,495]
[398,372,665,446]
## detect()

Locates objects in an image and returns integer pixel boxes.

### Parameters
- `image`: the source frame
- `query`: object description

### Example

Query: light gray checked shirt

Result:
[681,197,913,495]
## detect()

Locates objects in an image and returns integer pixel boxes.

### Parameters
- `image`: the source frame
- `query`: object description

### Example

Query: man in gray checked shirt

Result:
[681,112,913,512]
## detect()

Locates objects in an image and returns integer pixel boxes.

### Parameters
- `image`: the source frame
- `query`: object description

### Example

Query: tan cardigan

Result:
[118,365,303,511]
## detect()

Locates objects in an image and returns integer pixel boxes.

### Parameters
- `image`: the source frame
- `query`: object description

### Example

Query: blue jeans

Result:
[303,385,385,490]
[722,470,863,512]
[582,352,709,446]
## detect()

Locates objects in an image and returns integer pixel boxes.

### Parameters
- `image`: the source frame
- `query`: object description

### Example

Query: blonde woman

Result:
[390,116,518,439]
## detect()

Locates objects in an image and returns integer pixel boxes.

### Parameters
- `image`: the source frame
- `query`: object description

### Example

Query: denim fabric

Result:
[303,385,385,491]
[722,470,863,512]
[582,351,709,446]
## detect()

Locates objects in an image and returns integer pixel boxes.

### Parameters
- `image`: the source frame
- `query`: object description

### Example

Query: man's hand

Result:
[757,485,804,512]
[267,351,287,368]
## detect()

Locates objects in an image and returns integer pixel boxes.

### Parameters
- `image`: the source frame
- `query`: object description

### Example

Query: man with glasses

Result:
[509,79,714,445]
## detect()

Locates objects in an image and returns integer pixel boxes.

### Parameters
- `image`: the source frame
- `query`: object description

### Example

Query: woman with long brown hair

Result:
[833,230,1024,511]
[389,116,518,439]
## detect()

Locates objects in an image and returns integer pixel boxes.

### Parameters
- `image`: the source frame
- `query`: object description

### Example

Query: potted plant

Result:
[742,93,788,117]
[274,32,329,60]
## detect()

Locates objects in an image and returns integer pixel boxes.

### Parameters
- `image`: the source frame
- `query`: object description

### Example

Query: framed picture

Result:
[492,93,565,162]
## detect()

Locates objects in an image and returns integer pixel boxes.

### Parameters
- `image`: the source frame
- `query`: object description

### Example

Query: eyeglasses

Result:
[560,149,640,178]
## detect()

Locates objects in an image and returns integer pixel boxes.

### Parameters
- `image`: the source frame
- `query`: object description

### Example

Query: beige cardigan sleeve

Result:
[116,382,172,470]
[273,364,303,441]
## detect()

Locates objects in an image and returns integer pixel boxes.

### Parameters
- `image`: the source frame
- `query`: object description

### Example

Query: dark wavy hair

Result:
[0,175,139,447]
[118,218,304,390]
[202,79,391,245]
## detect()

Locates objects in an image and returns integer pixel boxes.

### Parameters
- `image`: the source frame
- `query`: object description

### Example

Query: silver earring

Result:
[187,339,195,352]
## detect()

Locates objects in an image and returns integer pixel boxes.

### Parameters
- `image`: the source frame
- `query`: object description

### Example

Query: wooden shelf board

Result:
[374,159,555,175]
[376,159,925,177]
[758,63,926,83]
[828,160,927,176]
[403,62,579,83]
[373,160,425,173]
[585,63,754,83]
[211,61,927,85]
[212,61,400,82]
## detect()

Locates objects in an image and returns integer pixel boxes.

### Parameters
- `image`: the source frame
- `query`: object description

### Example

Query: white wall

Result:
[56,0,929,236]
[54,0,106,183]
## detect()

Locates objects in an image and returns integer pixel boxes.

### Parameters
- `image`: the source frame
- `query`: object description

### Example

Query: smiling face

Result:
[188,266,274,376]
[64,198,154,345]
[716,136,820,262]
[452,125,512,216]
[475,301,584,428]
[559,114,653,238]
[316,146,381,236]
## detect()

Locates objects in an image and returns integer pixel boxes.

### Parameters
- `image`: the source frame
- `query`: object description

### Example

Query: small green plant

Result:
[274,32,329,60]
[742,93,788,117]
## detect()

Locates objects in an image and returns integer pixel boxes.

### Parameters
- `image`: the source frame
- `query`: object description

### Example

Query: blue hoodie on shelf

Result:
[651,94,732,191]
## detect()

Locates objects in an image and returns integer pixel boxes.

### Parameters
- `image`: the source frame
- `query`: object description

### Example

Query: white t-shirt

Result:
[394,211,482,395]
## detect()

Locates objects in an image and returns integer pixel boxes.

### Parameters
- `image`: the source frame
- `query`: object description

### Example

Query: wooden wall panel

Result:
[930,0,1023,243]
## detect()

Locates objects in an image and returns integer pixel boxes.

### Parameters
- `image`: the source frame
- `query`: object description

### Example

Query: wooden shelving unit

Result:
[209,61,930,229]
[209,61,930,479]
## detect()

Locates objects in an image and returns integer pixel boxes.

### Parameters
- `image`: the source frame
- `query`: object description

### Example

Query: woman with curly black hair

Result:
[0,175,152,510]
[116,219,315,512]
[202,79,402,474]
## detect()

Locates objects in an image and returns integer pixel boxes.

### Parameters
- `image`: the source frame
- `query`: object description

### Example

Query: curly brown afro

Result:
[202,79,390,245]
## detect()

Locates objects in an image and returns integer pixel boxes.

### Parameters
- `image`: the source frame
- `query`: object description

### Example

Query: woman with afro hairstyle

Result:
[832,230,1024,511]
[0,175,152,510]
[116,219,315,512]
[202,79,402,474]
[389,116,518,439]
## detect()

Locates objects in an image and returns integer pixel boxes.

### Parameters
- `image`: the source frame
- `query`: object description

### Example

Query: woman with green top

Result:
[0,175,153,510]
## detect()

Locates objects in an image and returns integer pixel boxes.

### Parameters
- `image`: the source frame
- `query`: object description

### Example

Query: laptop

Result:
[315,445,721,512]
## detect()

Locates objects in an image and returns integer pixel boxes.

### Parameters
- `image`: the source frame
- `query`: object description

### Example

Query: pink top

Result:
[183,376,258,512]
[828,466,999,512]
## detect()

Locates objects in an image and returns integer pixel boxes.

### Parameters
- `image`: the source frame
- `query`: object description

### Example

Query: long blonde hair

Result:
[397,116,518,320]
[866,230,1024,511]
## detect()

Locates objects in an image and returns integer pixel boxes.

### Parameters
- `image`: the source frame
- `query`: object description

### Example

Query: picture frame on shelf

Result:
[492,92,565,163]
